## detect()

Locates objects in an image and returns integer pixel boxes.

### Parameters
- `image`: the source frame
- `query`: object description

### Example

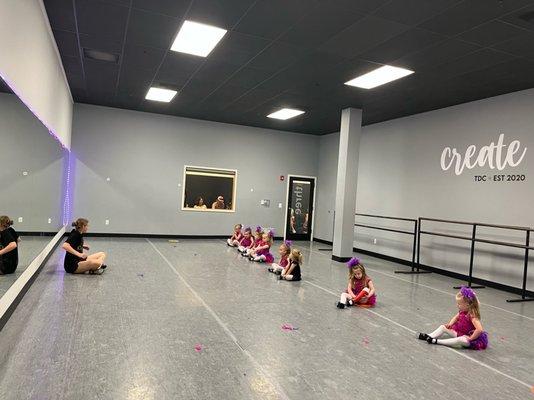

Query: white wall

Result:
[0,0,72,149]
[72,104,319,235]
[316,88,534,291]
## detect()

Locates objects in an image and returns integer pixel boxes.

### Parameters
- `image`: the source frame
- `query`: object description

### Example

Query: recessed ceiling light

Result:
[267,108,305,120]
[145,87,177,102]
[345,65,414,89]
[171,20,227,57]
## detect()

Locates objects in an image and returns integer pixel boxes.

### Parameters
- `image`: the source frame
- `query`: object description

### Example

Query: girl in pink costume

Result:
[227,224,243,247]
[268,240,291,274]
[237,227,254,253]
[243,226,263,257]
[418,286,488,350]
[336,258,376,309]
[250,230,274,263]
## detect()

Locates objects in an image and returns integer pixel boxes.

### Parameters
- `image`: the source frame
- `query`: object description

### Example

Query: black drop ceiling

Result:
[43,0,534,135]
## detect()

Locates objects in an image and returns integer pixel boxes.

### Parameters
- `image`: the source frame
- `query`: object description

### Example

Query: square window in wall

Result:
[182,166,237,212]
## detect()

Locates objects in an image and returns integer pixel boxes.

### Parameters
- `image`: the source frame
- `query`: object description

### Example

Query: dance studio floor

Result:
[0,238,532,399]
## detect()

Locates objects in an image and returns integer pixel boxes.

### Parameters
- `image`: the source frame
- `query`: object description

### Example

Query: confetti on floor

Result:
[362,337,370,345]
[281,324,298,332]
[194,344,202,352]
[168,239,179,243]
[137,273,144,278]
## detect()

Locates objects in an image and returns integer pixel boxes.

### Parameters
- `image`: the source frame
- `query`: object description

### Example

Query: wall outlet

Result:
[278,203,283,209]
[18,217,23,223]
[373,238,377,245]
[22,171,28,176]
[105,219,110,225]
[260,200,265,205]
[250,188,254,192]
[106,177,111,182]
[48,218,52,224]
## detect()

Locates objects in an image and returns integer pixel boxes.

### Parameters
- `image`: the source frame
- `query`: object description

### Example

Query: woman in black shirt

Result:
[62,218,107,274]
[0,216,18,275]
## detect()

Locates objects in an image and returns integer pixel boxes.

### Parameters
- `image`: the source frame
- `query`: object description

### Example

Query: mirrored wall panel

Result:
[0,77,66,297]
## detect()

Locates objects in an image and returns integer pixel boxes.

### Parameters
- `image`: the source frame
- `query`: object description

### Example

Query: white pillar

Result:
[332,108,362,262]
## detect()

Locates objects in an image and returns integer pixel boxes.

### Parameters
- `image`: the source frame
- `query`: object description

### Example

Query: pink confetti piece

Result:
[281,323,298,332]
[194,344,202,352]
[362,337,370,345]
[500,336,506,341]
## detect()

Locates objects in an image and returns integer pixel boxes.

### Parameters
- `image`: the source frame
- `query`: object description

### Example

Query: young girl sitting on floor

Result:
[418,286,488,350]
[268,240,291,274]
[336,257,376,309]
[227,224,243,247]
[250,230,274,263]
[243,226,263,257]
[237,227,254,253]
[279,248,302,281]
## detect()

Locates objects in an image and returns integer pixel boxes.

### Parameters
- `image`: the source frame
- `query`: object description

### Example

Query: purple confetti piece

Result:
[281,323,298,332]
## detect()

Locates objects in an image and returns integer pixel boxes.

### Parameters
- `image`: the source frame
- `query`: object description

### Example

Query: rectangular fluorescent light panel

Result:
[171,20,227,57]
[345,65,414,89]
[145,87,177,102]
[267,108,305,120]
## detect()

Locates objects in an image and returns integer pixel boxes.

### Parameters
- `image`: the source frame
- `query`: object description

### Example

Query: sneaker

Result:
[267,267,274,273]
[100,264,107,270]
[278,275,284,281]
[274,269,282,275]
[426,337,437,344]
[418,333,429,341]
[336,301,346,309]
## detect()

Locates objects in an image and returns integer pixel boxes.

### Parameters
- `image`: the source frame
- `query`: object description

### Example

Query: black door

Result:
[285,176,315,241]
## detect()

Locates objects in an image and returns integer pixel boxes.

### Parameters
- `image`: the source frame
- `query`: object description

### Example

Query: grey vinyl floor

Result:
[0,235,52,297]
[0,238,533,400]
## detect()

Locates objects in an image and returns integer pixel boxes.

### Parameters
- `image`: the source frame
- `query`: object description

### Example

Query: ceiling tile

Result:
[492,31,534,60]
[76,0,129,40]
[419,0,534,36]
[127,8,180,49]
[53,29,80,58]
[132,0,189,18]
[185,0,256,29]
[43,0,76,32]
[279,5,365,49]
[234,0,319,40]
[318,16,410,59]
[358,28,445,64]
[375,0,462,26]
[209,32,270,66]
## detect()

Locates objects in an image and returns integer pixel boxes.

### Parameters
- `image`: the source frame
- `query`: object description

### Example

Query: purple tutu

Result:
[469,331,488,350]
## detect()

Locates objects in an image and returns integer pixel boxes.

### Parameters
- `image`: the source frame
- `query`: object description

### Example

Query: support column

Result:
[332,108,362,262]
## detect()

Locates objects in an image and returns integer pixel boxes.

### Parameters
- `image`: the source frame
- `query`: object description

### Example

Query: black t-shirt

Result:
[64,229,84,266]
[0,228,19,268]
[289,261,301,280]
[7,227,19,241]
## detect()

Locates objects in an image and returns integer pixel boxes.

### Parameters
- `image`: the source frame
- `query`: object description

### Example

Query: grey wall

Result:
[71,104,319,235]
[0,92,64,231]
[316,88,534,291]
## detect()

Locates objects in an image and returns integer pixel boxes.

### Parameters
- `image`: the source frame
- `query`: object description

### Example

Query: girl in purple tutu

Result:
[250,230,274,263]
[237,227,254,253]
[268,240,291,275]
[336,258,376,309]
[243,226,263,257]
[418,286,488,350]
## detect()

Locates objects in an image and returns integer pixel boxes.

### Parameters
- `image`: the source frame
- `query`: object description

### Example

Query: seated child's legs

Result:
[268,264,284,273]
[429,325,456,339]
[227,238,233,246]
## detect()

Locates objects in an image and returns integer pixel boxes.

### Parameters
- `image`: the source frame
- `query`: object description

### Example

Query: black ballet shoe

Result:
[267,267,274,273]
[418,333,429,341]
[426,337,438,344]
[100,264,107,270]
[278,275,285,280]
[336,301,345,309]
[274,270,282,275]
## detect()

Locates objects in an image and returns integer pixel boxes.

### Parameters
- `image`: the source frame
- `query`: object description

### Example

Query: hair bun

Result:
[71,221,76,227]
[8,219,13,226]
